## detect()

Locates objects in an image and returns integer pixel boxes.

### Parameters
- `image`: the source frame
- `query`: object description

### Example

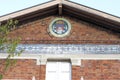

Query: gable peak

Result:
[53,0,68,2]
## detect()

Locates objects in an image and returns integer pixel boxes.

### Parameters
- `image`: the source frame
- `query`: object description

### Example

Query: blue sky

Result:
[0,0,120,17]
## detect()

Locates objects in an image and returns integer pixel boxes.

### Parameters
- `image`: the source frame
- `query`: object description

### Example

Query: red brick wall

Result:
[8,16,120,44]
[0,59,45,80]
[0,59,120,80]
[82,60,120,80]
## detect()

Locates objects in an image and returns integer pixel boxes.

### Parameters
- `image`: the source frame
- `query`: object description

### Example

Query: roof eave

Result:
[0,0,59,22]
[63,0,120,32]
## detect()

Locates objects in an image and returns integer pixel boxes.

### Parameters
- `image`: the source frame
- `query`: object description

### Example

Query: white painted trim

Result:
[0,1,59,22]
[32,76,36,80]
[40,54,120,60]
[0,54,120,66]
[0,54,41,65]
[81,76,84,80]
[71,59,81,66]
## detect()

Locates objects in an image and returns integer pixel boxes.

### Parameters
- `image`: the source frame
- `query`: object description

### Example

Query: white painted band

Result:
[0,54,120,66]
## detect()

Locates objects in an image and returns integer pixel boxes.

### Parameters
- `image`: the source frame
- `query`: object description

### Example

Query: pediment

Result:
[0,0,120,44]
[8,16,120,44]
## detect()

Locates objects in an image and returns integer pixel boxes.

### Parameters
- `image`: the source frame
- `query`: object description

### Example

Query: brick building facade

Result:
[0,0,120,80]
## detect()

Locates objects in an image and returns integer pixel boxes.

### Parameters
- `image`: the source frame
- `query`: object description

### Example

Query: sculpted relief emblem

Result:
[49,18,71,37]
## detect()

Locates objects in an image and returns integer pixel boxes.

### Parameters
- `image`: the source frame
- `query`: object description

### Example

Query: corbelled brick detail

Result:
[8,16,120,44]
[0,59,120,80]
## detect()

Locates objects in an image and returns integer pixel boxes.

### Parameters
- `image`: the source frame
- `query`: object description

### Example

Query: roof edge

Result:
[63,0,120,23]
[0,0,59,22]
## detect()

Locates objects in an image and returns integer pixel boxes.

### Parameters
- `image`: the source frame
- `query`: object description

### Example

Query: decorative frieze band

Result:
[0,44,120,54]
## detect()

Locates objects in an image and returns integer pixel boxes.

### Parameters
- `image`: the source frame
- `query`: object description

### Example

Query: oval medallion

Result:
[49,18,71,37]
